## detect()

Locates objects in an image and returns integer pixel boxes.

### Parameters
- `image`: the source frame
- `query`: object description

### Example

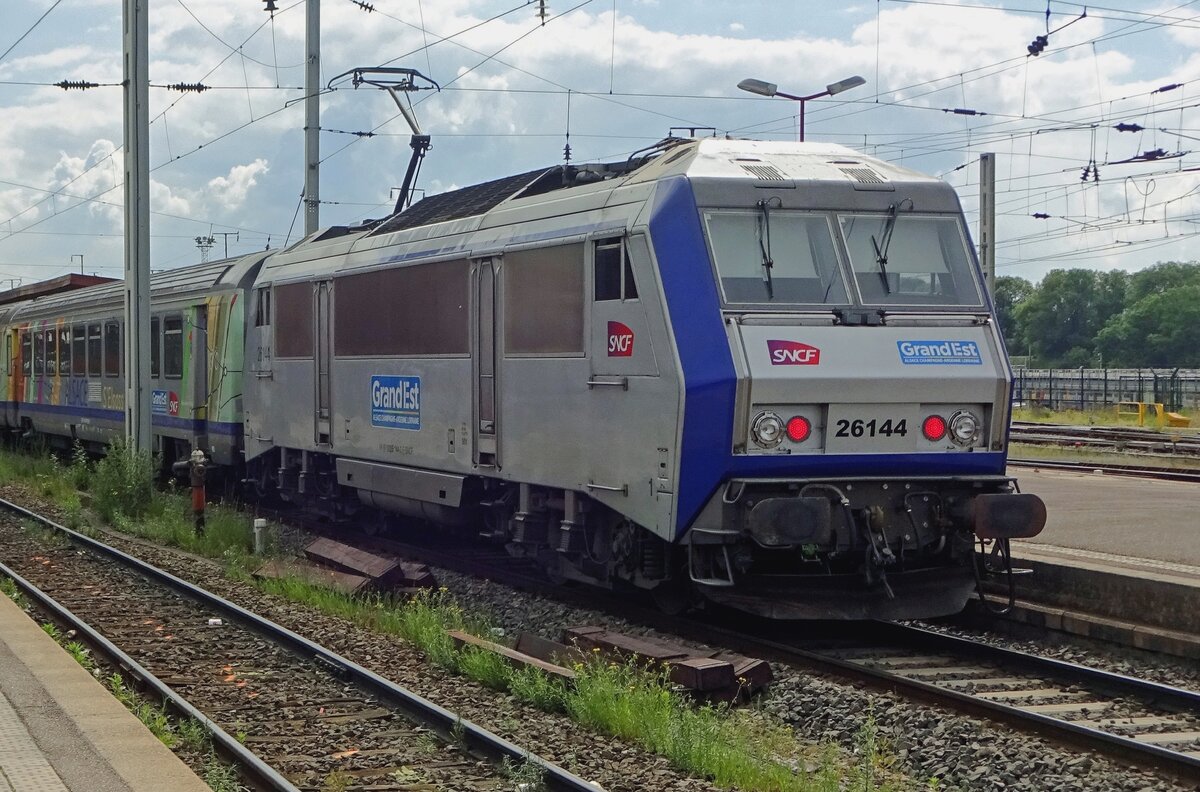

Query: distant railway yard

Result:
[0,437,1198,792]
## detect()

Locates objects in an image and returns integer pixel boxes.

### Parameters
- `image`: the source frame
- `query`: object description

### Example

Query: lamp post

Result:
[737,75,866,142]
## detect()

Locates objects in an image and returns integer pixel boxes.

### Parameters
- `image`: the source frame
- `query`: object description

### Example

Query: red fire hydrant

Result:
[172,449,207,536]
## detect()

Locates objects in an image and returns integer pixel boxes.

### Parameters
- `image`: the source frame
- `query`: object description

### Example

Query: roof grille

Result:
[739,163,787,181]
[839,166,886,184]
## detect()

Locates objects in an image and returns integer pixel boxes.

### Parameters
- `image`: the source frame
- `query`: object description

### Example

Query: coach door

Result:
[473,259,498,467]
[313,281,333,446]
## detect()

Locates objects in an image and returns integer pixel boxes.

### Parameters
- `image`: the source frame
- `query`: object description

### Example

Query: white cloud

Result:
[205,159,269,210]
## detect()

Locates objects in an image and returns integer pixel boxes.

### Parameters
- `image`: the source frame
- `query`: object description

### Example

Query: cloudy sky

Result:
[1,0,1198,287]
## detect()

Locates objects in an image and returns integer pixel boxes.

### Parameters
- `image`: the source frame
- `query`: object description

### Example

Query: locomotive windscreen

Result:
[704,211,849,306]
[839,214,983,307]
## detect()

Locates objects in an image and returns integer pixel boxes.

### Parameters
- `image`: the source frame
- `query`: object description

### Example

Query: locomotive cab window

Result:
[594,238,638,301]
[58,326,70,376]
[20,331,30,377]
[839,214,983,307]
[71,325,86,376]
[704,210,849,306]
[163,315,183,378]
[150,316,160,378]
[87,324,101,377]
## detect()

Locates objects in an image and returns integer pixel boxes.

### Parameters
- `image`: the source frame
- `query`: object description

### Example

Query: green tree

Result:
[1015,268,1127,366]
[1126,261,1200,304]
[993,275,1033,350]
[1096,284,1200,367]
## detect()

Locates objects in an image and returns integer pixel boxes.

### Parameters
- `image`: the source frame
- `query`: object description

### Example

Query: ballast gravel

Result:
[1,481,1195,792]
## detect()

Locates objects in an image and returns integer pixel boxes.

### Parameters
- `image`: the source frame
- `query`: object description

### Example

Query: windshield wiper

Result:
[871,202,898,295]
[756,198,777,299]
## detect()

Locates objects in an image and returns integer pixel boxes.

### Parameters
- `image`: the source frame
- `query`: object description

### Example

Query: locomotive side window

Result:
[504,243,585,355]
[103,321,121,377]
[58,326,70,376]
[274,282,313,358]
[87,324,101,377]
[20,331,30,377]
[71,325,86,376]
[705,211,848,306]
[594,239,638,302]
[163,315,183,378]
[254,287,271,327]
[839,214,982,307]
[334,260,469,356]
[150,317,160,378]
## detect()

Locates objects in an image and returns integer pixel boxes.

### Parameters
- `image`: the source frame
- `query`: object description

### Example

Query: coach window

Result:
[334,260,469,356]
[103,321,120,377]
[164,315,183,378]
[33,329,45,377]
[43,329,57,376]
[87,324,101,377]
[505,243,585,355]
[20,331,30,377]
[71,325,86,376]
[58,326,70,376]
[150,317,160,377]
[594,238,638,302]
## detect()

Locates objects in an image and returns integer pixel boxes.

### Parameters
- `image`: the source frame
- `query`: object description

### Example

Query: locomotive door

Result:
[473,259,498,467]
[314,281,333,446]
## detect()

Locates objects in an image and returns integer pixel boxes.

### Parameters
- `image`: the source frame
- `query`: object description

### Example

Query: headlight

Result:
[750,411,785,448]
[948,410,980,446]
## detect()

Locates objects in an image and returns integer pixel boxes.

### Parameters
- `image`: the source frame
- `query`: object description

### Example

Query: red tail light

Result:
[922,415,947,441]
[786,416,811,442]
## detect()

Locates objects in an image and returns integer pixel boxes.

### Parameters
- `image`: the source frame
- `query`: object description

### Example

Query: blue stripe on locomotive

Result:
[647,176,1007,538]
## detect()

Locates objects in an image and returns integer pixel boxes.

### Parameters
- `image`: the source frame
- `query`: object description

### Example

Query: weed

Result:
[500,754,547,791]
[507,664,567,713]
[202,753,247,792]
[321,768,352,792]
[41,622,62,641]
[69,443,92,492]
[92,438,156,521]
[0,576,21,603]
[391,766,425,784]
[177,718,210,753]
[63,640,94,672]
[135,701,177,747]
[450,715,467,749]
[456,646,510,691]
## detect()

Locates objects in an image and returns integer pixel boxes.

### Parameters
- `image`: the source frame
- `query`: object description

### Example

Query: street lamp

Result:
[737,75,866,142]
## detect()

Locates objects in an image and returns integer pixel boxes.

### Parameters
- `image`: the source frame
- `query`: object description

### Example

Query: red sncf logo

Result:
[607,321,634,357]
[767,339,821,366]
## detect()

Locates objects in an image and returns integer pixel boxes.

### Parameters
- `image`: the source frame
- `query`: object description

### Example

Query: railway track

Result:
[341,528,1200,783]
[1008,458,1200,483]
[1010,421,1200,457]
[0,497,601,792]
[721,620,1200,782]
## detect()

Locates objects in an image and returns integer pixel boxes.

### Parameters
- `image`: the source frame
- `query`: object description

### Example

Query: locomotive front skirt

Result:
[0,138,1045,620]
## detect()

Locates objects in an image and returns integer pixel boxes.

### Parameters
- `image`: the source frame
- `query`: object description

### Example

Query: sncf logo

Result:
[767,339,821,366]
[607,321,634,357]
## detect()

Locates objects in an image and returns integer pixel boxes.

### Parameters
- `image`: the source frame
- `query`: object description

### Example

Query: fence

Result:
[1011,368,1200,412]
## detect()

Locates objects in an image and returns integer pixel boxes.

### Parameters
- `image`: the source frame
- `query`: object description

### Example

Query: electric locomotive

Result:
[242,137,1046,620]
[0,137,1045,620]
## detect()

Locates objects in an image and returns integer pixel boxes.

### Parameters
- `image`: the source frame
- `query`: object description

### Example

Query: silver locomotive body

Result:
[242,138,1044,619]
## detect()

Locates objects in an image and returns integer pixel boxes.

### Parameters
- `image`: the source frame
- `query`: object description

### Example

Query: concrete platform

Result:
[0,593,209,792]
[988,466,1200,657]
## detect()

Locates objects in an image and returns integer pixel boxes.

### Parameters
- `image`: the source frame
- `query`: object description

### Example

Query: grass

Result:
[0,444,921,791]
[0,576,21,604]
[1009,442,1200,470]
